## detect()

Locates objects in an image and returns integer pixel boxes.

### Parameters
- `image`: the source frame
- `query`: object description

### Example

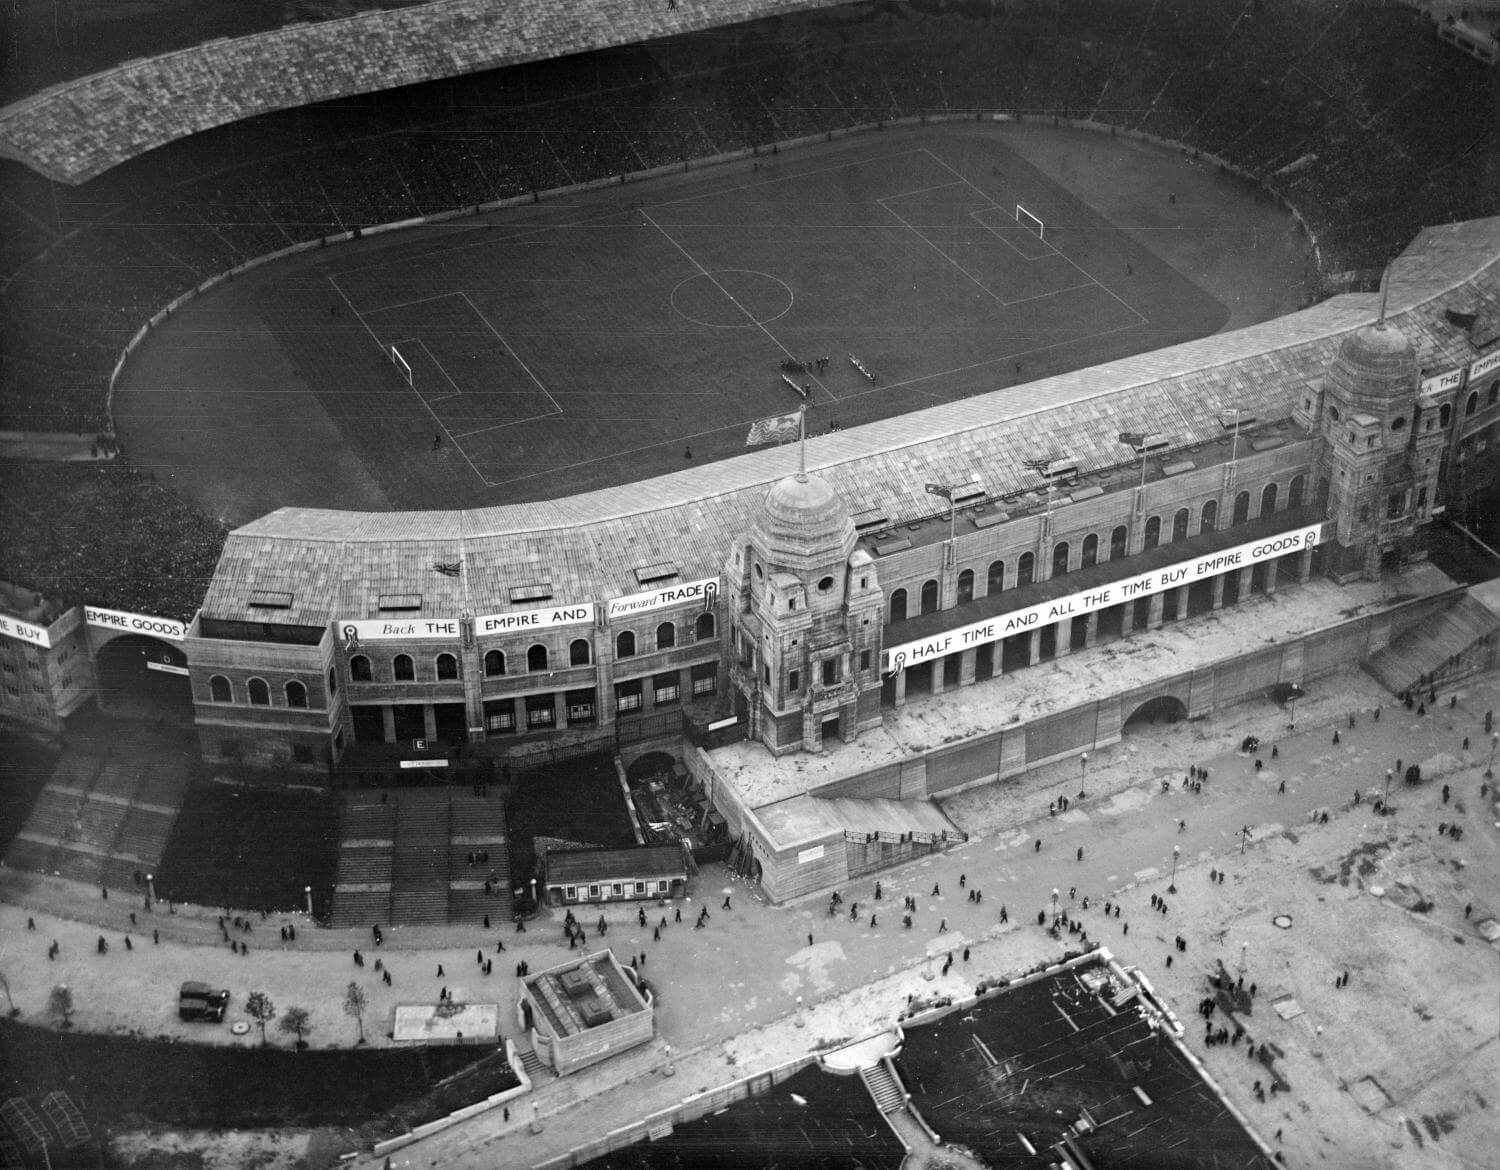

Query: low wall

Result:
[533,1055,815,1170]
[370,1036,531,1159]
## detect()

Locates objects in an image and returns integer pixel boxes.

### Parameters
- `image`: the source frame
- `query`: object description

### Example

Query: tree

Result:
[279,1005,312,1050]
[245,990,276,1046]
[48,984,73,1029]
[343,981,369,1045]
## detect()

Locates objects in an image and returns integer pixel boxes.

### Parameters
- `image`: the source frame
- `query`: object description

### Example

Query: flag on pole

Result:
[745,409,802,447]
[924,482,952,501]
[1117,432,1146,451]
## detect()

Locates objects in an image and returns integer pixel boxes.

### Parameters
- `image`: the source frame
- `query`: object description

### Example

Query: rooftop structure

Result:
[520,949,654,1076]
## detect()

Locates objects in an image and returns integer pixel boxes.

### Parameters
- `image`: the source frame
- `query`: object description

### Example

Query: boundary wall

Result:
[370,1037,531,1158]
[100,112,1321,437]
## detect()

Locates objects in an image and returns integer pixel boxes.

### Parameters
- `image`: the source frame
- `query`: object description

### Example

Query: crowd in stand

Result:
[0,0,1493,614]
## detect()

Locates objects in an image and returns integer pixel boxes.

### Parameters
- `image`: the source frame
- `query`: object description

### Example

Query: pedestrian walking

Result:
[807,932,814,947]
[1035,839,1042,852]
[723,895,732,910]
[437,964,444,977]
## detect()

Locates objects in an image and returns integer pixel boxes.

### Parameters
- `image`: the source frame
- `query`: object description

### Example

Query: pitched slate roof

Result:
[200,218,1500,629]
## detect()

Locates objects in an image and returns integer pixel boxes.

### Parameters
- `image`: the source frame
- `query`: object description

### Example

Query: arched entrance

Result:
[94,634,192,718]
[1122,695,1187,732]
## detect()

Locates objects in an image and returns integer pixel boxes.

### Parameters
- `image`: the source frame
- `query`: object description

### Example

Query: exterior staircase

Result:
[390,794,452,925]
[860,1060,907,1114]
[515,1041,549,1080]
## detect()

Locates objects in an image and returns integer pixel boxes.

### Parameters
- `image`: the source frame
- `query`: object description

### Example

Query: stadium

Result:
[5,0,1500,876]
[1,1,1500,1163]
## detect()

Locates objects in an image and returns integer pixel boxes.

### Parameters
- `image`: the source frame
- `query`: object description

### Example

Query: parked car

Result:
[178,982,230,1022]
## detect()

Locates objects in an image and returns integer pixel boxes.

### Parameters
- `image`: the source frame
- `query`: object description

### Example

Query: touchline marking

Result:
[638,208,838,407]
[325,272,488,487]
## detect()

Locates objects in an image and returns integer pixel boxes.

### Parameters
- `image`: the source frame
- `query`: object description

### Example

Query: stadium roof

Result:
[201,217,1500,628]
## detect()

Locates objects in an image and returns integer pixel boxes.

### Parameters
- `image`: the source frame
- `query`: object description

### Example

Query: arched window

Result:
[656,622,676,650]
[1288,476,1305,509]
[1017,552,1035,587]
[1110,525,1127,559]
[248,677,270,706]
[987,560,1005,594]
[616,631,636,659]
[527,644,548,672]
[327,667,337,696]
[1052,541,1070,577]
[1261,482,1278,516]
[695,612,716,640]
[436,653,458,680]
[920,579,939,615]
[484,649,505,676]
[1143,516,1161,550]
[393,654,414,681]
[349,655,371,682]
[1200,499,1218,533]
[956,569,974,605]
[569,639,590,666]
[1465,391,1479,416]
[890,589,908,623]
[1440,403,1452,427]
[285,680,308,708]
[1081,533,1098,568]
[1390,415,1406,433]
[1233,491,1251,525]
[1172,508,1189,542]
[210,675,232,703]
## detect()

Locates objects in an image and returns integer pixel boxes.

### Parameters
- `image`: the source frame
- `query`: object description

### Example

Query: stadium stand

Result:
[0,0,1495,621]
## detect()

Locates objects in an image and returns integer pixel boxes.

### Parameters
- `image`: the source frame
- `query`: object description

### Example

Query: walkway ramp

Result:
[812,795,966,845]
[1363,589,1500,694]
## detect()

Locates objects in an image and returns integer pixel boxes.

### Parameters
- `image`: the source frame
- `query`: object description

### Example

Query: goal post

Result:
[1015,204,1044,241]
[390,344,413,386]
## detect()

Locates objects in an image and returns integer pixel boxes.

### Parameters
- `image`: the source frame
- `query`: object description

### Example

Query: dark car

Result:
[178,981,230,1022]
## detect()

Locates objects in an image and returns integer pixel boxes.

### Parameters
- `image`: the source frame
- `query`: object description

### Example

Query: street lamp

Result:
[1288,692,1298,732]
[1168,845,1180,894]
[1487,733,1498,780]
[1383,768,1393,812]
[1051,888,1060,925]
[1078,752,1089,800]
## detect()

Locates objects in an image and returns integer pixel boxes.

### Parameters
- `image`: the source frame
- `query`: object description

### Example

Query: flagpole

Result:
[797,403,807,480]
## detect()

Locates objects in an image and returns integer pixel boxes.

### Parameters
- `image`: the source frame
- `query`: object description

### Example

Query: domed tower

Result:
[1308,319,1437,579]
[724,472,884,754]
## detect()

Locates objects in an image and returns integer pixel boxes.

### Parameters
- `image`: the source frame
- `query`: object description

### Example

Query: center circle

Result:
[670,268,794,328]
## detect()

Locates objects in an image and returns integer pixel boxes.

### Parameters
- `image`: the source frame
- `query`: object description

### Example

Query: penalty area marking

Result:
[388,338,463,404]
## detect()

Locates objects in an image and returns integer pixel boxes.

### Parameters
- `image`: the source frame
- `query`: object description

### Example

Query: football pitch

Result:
[117,125,1230,517]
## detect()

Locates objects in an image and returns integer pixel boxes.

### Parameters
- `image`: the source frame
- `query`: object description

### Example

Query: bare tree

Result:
[245,990,276,1046]
[47,984,73,1029]
[279,1005,312,1050]
[343,981,369,1045]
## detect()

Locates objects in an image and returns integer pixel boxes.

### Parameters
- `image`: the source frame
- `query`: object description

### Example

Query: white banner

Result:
[797,845,825,864]
[1470,350,1500,382]
[399,759,449,769]
[146,660,191,676]
[0,614,50,648]
[885,523,1324,673]
[85,606,185,641]
[339,618,460,648]
[1420,366,1465,395]
[475,604,593,636]
[606,577,719,621]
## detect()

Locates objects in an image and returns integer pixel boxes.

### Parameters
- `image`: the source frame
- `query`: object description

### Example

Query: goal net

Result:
[390,344,413,386]
[1015,204,1044,241]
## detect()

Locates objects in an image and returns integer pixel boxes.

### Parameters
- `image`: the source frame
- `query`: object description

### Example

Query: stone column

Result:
[1237,566,1253,600]
[991,637,1005,677]
[1173,585,1189,621]
[1083,613,1098,649]
[1211,573,1227,610]
[1054,619,1073,658]
[555,691,568,730]
[959,648,977,687]
[381,705,396,743]
[1028,629,1042,666]
[893,669,908,708]
[1148,593,1166,630]
[1265,559,1280,596]
[422,704,437,741]
[1298,546,1314,583]
[932,657,946,694]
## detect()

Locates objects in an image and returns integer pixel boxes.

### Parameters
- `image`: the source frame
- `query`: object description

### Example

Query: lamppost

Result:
[1487,733,1499,781]
[1288,692,1298,732]
[1383,768,1393,812]
[663,1042,676,1077]
[1078,752,1089,800]
[1051,888,1060,926]
[1168,845,1180,894]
